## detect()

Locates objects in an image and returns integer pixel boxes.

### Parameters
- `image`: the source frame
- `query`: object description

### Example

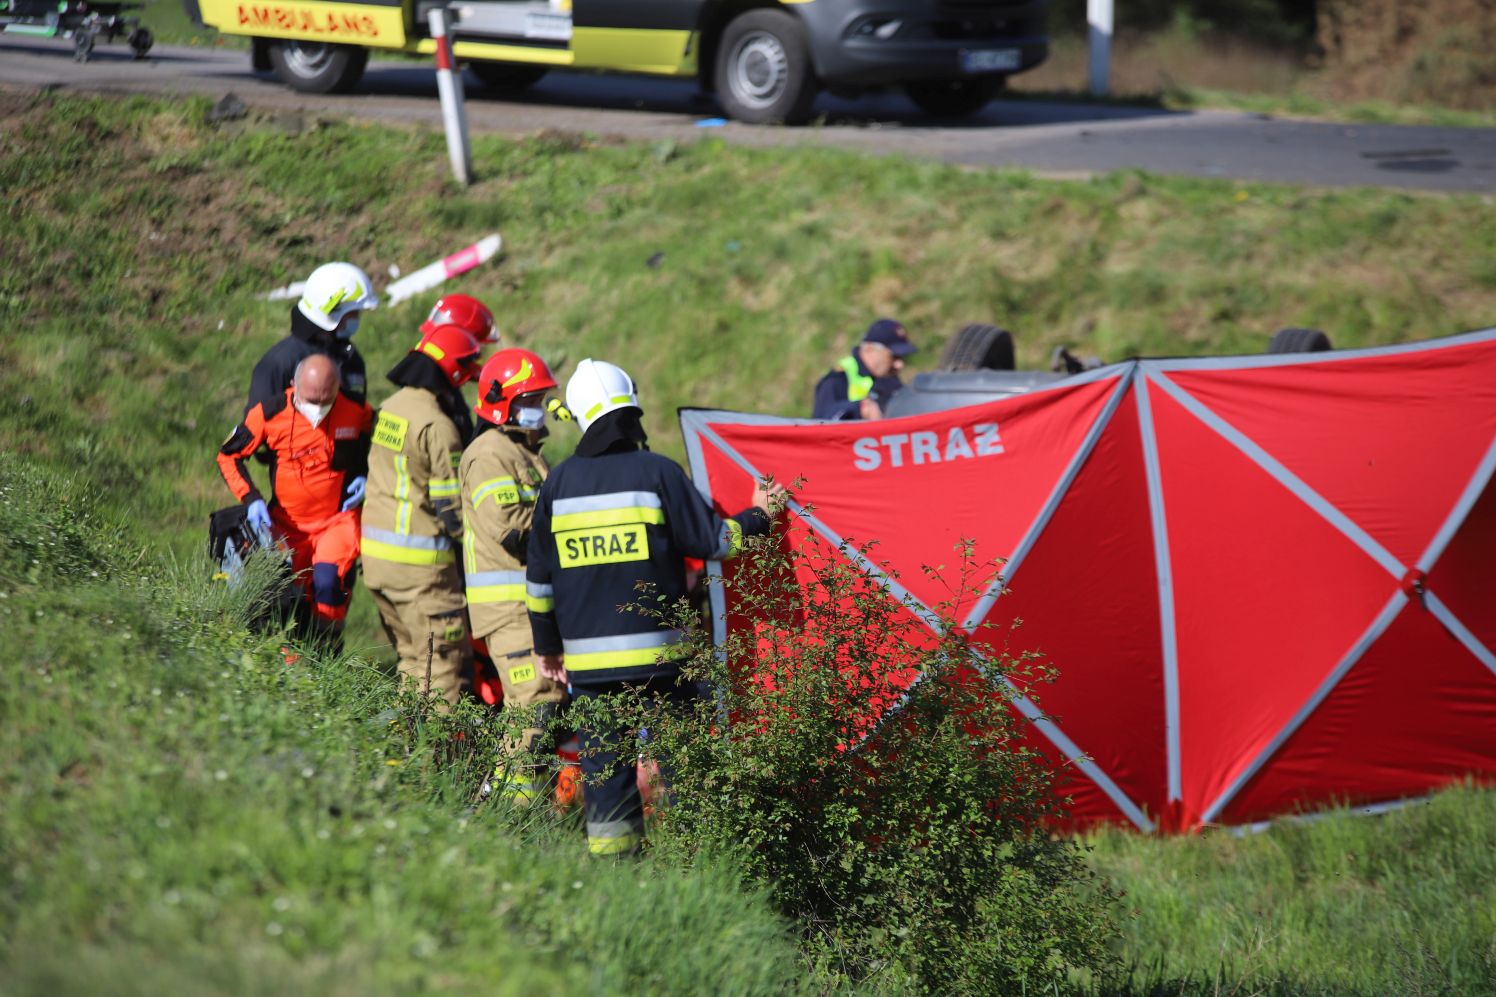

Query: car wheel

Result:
[1267,327,1333,354]
[714,9,818,125]
[938,323,1016,371]
[267,40,368,94]
[467,61,549,90]
[903,76,1003,118]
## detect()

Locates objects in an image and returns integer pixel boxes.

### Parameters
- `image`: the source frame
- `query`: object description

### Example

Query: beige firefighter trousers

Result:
[368,563,471,708]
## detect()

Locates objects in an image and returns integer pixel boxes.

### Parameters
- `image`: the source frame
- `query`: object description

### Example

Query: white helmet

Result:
[297,262,379,333]
[566,359,640,432]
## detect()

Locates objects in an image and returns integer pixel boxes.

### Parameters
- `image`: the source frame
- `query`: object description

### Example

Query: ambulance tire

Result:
[268,40,368,94]
[468,61,549,91]
[715,9,819,125]
[903,76,1003,119]
[939,323,1015,372]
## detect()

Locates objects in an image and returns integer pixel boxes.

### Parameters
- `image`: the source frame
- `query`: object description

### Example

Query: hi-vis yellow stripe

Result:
[474,476,521,508]
[583,394,638,421]
[551,506,664,533]
[362,538,455,565]
[466,583,526,604]
[566,644,690,672]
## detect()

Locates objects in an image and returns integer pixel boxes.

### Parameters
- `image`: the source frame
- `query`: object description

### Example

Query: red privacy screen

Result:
[681,329,1496,832]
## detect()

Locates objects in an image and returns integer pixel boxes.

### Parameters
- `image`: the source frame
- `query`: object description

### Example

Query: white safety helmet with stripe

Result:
[297,262,380,333]
[566,358,640,432]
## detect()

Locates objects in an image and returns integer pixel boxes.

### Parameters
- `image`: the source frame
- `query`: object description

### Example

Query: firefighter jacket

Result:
[217,387,373,526]
[459,423,548,642]
[361,385,468,584]
[526,438,771,685]
[246,307,368,412]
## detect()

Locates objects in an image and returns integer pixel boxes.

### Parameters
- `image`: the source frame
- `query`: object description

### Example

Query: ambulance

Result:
[186,0,1049,123]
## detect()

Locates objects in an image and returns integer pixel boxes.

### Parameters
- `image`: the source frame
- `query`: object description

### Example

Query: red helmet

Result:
[420,293,497,344]
[414,324,483,388]
[476,349,558,425]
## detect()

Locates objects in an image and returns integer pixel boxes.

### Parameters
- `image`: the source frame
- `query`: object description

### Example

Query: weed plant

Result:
[565,530,1120,994]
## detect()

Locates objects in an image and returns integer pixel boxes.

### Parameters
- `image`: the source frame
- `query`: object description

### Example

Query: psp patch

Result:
[507,663,536,685]
[556,524,649,568]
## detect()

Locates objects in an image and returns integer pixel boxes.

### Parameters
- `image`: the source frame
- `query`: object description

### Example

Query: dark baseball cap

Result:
[862,318,917,357]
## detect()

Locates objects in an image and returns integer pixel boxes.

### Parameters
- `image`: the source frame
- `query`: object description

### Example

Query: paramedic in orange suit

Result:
[217,354,375,639]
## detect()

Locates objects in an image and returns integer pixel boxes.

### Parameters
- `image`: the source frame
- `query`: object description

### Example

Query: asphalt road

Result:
[3,35,1495,193]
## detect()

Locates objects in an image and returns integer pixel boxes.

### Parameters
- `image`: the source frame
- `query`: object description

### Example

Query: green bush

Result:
[570,532,1121,993]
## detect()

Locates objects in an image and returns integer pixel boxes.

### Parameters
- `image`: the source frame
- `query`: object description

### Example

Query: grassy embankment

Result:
[3,90,1494,993]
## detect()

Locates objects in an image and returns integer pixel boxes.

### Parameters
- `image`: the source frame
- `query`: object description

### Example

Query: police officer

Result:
[811,318,918,420]
[247,262,379,411]
[527,359,784,856]
[362,323,483,707]
[460,348,566,802]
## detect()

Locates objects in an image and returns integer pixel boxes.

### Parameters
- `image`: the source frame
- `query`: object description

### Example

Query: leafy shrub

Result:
[570,530,1120,993]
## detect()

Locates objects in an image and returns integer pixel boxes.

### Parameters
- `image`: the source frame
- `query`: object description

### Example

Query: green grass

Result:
[0,454,805,994]
[1087,787,1496,994]
[2,89,1494,994]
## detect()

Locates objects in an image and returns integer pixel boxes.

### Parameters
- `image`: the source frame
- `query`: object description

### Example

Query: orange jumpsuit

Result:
[217,388,374,627]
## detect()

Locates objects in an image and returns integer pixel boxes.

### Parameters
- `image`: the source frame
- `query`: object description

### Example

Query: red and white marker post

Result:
[428,5,473,186]
[385,234,503,305]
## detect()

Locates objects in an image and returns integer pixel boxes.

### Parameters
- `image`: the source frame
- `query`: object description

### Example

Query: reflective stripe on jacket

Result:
[526,447,770,684]
[361,386,466,583]
[459,425,549,641]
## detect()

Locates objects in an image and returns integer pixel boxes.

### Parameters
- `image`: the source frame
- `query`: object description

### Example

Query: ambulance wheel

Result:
[903,76,1003,118]
[715,9,819,125]
[268,40,368,94]
[939,323,1015,372]
[1267,327,1333,354]
[467,61,549,90]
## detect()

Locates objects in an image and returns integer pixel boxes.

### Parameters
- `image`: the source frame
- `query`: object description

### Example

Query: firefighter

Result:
[811,318,918,421]
[247,262,380,410]
[217,354,374,640]
[527,359,784,856]
[420,293,499,347]
[362,323,484,707]
[460,348,566,802]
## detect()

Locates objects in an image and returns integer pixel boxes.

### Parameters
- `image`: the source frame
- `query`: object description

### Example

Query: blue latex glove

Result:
[341,475,367,512]
[246,498,272,533]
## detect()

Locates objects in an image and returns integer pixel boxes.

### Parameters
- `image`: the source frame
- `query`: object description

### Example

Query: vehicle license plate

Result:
[960,48,1021,73]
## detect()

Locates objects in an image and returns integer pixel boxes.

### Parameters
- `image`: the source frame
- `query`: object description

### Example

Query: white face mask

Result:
[514,405,546,430]
[296,398,334,427]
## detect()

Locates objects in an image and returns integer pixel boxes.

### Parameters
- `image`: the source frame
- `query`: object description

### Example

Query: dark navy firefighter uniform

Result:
[526,424,770,856]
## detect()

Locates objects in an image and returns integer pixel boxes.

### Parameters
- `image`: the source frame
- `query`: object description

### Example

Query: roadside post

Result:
[1088,0,1112,97]
[428,5,473,186]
